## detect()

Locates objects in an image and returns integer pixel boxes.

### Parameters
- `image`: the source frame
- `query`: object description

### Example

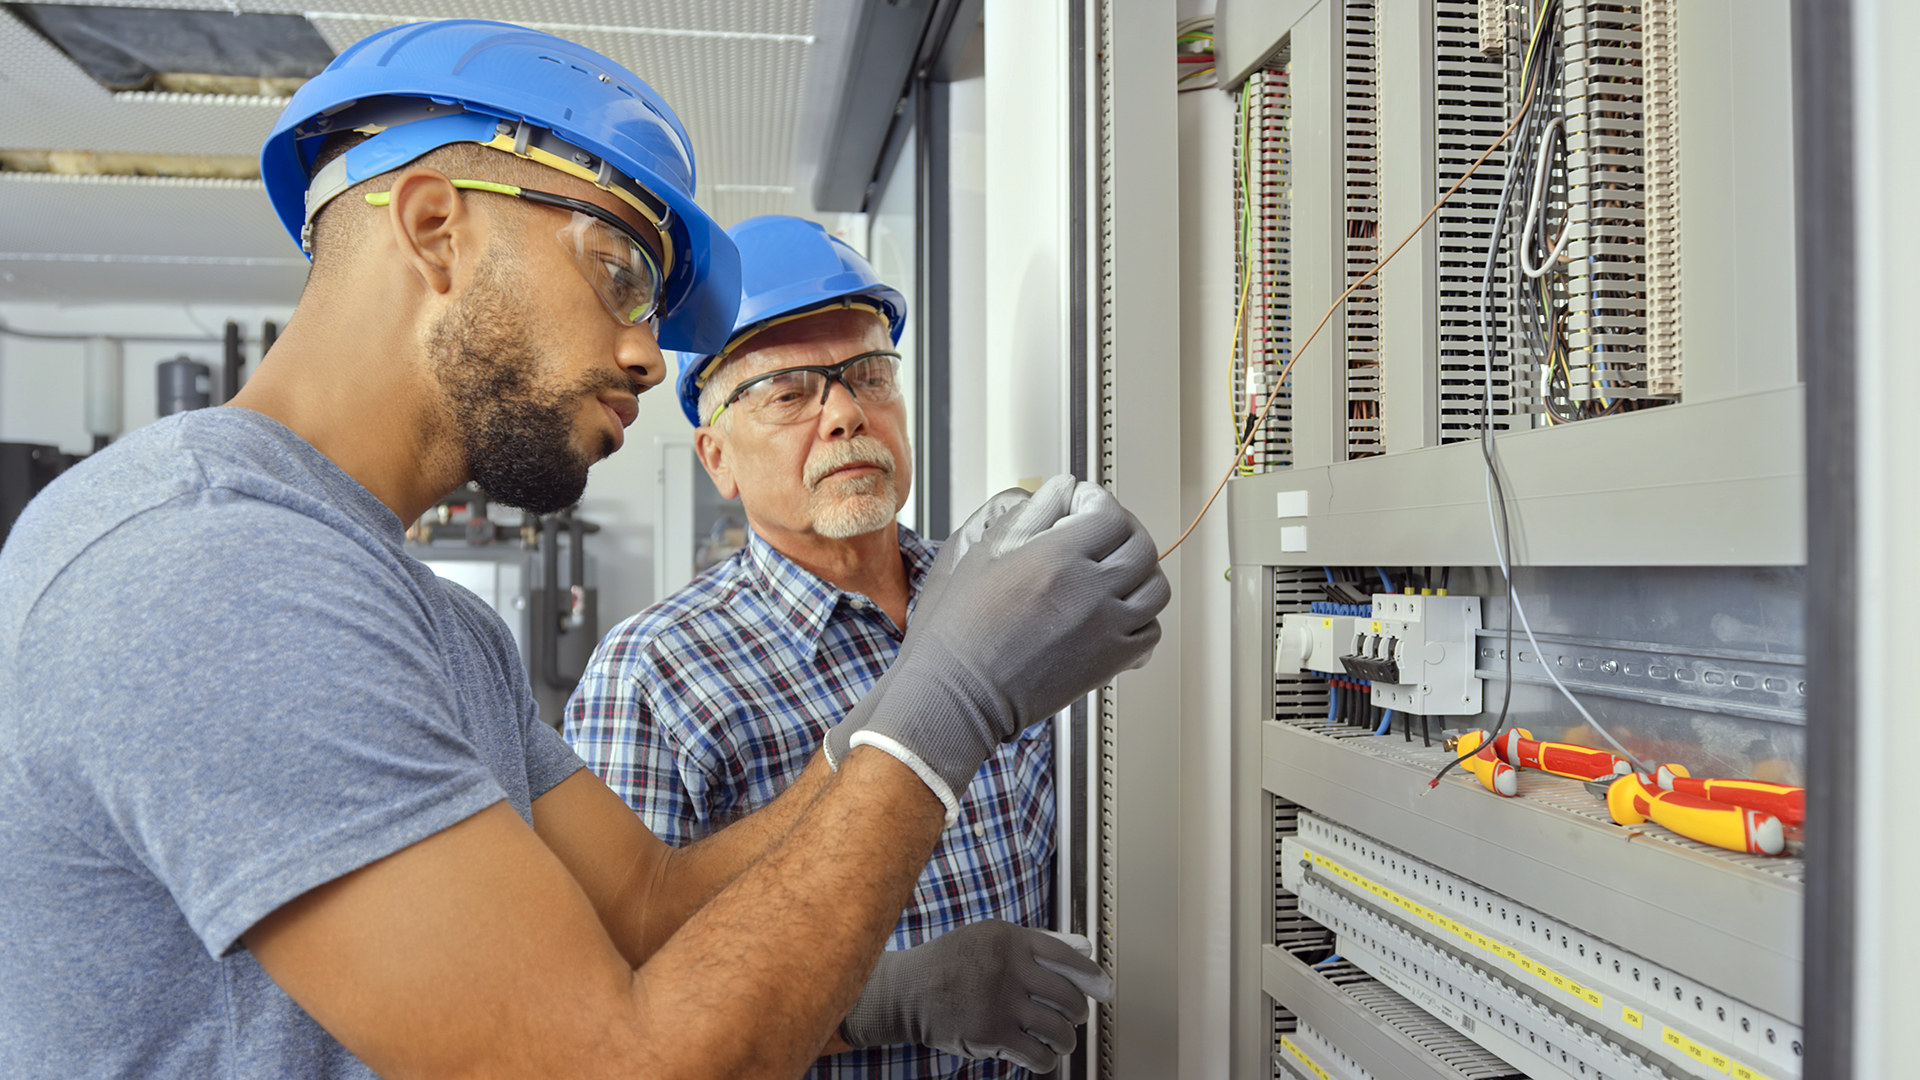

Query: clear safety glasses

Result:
[365,179,666,326]
[709,350,903,426]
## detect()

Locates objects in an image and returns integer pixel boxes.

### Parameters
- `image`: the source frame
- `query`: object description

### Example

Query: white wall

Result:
[0,302,293,454]
[984,0,1070,487]
[946,75,990,522]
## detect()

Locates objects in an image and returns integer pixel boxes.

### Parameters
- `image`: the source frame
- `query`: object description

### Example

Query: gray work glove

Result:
[834,475,1169,822]
[823,486,1032,770]
[840,920,1113,1073]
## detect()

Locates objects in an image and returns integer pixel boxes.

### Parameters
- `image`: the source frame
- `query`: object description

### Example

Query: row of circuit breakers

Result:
[1276,593,1483,717]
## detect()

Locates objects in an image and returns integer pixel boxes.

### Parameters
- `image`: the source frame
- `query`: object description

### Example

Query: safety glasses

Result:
[365,179,666,327]
[709,350,903,426]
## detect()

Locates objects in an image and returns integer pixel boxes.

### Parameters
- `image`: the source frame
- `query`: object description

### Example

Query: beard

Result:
[426,253,635,515]
[803,435,901,539]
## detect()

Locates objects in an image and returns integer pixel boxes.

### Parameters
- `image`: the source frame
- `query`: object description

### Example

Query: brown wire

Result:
[1157,86,1537,562]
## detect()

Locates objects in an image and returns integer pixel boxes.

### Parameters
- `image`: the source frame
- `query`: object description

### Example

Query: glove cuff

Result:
[847,731,962,827]
[839,947,916,1049]
[823,718,853,771]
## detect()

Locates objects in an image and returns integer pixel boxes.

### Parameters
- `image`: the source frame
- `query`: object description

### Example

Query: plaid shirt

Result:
[564,525,1055,1080]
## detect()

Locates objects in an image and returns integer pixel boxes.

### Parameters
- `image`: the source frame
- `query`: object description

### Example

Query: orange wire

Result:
[1157,86,1536,562]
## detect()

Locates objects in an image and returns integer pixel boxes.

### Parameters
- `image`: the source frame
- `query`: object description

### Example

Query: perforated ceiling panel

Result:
[0,0,821,304]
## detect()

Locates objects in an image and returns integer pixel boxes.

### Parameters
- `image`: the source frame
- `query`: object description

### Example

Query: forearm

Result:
[627,748,945,1078]
[629,750,835,959]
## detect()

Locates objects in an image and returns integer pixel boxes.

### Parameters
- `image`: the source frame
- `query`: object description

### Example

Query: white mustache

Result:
[805,437,897,490]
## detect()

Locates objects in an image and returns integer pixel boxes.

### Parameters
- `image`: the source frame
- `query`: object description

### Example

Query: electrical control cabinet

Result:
[1219,1,1806,1078]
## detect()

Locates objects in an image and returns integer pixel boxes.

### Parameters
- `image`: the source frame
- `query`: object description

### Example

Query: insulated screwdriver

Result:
[1488,727,1630,781]
[1595,772,1787,856]
[1654,765,1805,829]
[1447,730,1518,797]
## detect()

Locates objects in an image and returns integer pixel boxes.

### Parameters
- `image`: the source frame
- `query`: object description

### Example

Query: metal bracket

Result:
[1474,630,1806,725]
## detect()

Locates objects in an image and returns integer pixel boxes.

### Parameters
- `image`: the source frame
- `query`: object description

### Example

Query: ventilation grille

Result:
[1274,568,1333,721]
[1270,794,1316,1080]
[1234,56,1293,473]
[1642,0,1682,396]
[1339,0,1383,458]
[1563,0,1665,403]
[1271,999,1302,1080]
[1434,0,1519,442]
[1272,796,1325,950]
[1096,0,1118,1069]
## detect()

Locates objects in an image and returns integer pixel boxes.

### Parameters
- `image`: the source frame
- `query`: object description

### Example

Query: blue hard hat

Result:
[259,19,740,354]
[672,215,907,426]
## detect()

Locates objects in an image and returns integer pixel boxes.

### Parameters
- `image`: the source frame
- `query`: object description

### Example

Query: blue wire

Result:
[1373,708,1395,736]
[1327,686,1339,725]
[1312,954,1343,969]
[1323,566,1335,583]
[1376,567,1393,594]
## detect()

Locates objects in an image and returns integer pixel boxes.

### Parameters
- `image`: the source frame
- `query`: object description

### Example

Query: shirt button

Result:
[972,821,986,840]
[849,597,869,610]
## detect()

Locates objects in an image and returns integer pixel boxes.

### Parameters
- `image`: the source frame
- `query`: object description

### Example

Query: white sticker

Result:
[1281,525,1308,552]
[1276,490,1310,518]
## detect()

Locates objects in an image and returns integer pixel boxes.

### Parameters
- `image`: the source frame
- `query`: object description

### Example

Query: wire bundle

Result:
[1443,0,1651,789]
[1176,18,1217,93]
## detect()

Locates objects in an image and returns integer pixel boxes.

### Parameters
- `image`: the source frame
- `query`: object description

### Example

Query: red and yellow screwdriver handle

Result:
[1653,764,1805,829]
[1454,730,1518,797]
[1604,772,1786,856]
[1491,727,1629,781]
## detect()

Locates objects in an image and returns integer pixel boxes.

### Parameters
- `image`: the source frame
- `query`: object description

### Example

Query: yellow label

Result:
[1661,1026,1762,1077]
[1322,617,1333,628]
[1279,1035,1331,1080]
[1371,620,1382,632]
[1303,849,1603,1012]
[1622,1005,1644,1029]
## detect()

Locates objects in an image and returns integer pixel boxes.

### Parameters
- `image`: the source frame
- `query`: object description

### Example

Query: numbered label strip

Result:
[1302,848,1607,1011]
[1279,1035,1334,1080]
[1301,844,1783,1080]
[1663,1026,1778,1080]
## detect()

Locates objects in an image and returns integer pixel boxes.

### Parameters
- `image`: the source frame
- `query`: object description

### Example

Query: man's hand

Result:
[833,474,1170,819]
[824,486,1031,769]
[839,921,1112,1073]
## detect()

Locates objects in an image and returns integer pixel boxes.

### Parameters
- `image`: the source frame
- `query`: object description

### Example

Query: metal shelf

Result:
[1262,946,1524,1080]
[1262,719,1803,1022]
[1226,385,1805,568]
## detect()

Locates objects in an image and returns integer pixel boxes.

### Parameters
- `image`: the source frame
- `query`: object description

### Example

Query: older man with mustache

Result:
[565,216,1063,1079]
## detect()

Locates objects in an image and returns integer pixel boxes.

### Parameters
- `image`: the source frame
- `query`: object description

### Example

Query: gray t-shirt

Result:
[0,408,584,1078]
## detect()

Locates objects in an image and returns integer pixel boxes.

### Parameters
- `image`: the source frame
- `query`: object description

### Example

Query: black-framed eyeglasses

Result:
[366,179,667,327]
[709,350,903,426]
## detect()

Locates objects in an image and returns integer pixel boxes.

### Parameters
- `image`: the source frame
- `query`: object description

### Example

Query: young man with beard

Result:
[0,23,1170,1080]
[566,215,1059,1080]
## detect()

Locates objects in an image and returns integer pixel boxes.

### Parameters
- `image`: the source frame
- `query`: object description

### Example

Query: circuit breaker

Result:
[1351,594,1481,716]
[1275,594,1482,716]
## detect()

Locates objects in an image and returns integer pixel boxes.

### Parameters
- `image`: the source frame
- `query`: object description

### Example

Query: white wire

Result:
[1478,102,1646,772]
[1480,464,1648,771]
[1518,116,1571,279]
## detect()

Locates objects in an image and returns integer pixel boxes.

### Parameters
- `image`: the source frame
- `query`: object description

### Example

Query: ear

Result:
[380,168,485,296]
[694,427,740,500]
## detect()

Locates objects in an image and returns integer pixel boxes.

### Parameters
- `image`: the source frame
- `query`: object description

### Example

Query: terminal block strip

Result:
[1281,812,1802,1080]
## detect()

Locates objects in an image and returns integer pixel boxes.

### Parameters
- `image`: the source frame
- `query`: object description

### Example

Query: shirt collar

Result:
[743,524,936,659]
